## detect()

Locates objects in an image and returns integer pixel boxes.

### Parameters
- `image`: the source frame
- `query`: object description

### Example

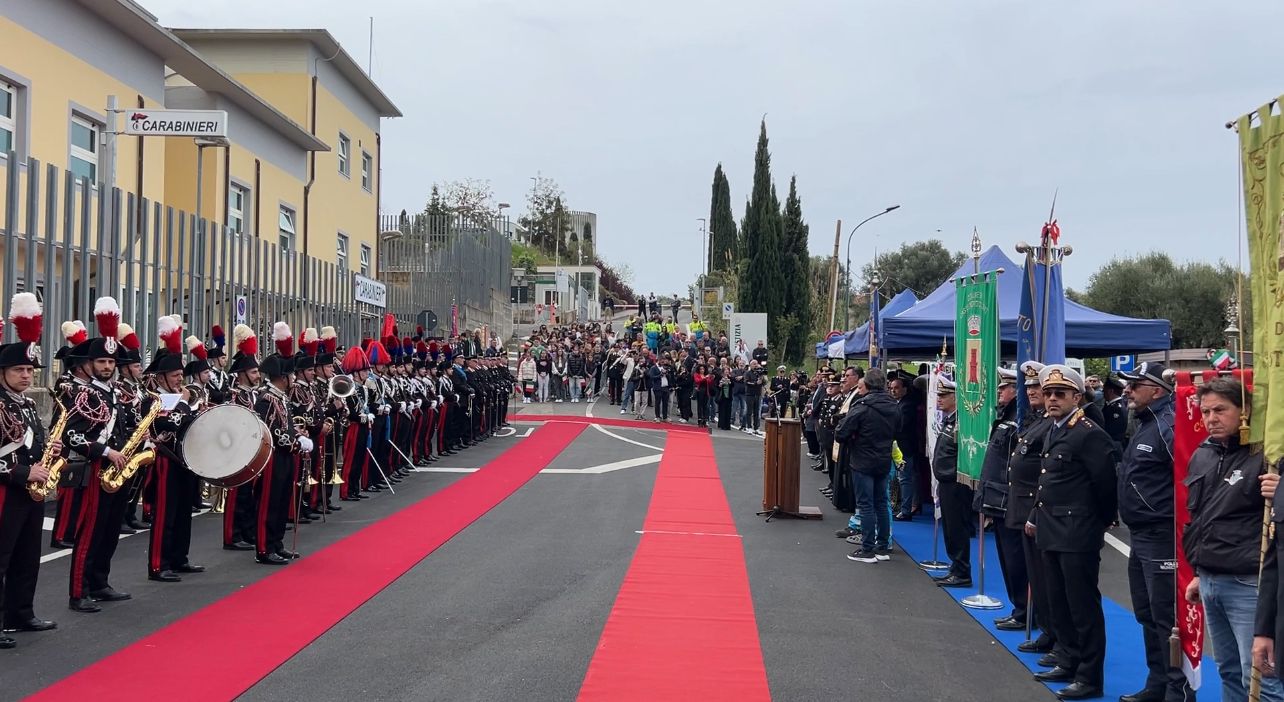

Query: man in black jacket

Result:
[890,371,923,521]
[1028,364,1117,701]
[1115,361,1189,702]
[837,368,901,563]
[931,376,971,586]
[975,367,1027,629]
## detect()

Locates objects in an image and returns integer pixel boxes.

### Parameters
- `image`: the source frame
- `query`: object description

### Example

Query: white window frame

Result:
[359,244,371,276]
[228,183,250,237]
[278,205,296,252]
[0,81,16,158]
[69,114,99,184]
[337,232,349,270]
[361,151,372,192]
[337,133,351,178]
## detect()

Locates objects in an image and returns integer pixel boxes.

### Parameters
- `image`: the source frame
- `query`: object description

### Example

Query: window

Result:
[278,206,296,251]
[361,152,372,191]
[0,81,15,156]
[337,133,350,177]
[359,244,371,276]
[228,183,249,236]
[337,232,349,270]
[70,115,99,183]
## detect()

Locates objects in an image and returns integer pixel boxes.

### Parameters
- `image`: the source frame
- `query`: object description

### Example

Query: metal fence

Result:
[379,212,513,341]
[0,154,374,386]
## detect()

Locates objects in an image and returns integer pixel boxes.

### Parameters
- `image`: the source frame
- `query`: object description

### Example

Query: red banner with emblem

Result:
[1172,369,1253,690]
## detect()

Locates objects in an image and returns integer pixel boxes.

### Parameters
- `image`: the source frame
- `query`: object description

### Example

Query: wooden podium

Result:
[759,418,823,521]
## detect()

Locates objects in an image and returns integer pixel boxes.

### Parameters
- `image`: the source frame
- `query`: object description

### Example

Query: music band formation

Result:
[0,292,512,648]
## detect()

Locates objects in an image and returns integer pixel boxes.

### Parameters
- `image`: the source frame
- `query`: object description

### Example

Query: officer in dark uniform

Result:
[1115,361,1188,702]
[222,324,260,551]
[1028,364,1117,700]
[1008,362,1061,661]
[932,376,972,588]
[0,292,59,647]
[975,367,1027,630]
[1101,375,1129,452]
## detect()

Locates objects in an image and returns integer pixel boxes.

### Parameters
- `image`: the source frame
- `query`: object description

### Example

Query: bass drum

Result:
[182,404,273,488]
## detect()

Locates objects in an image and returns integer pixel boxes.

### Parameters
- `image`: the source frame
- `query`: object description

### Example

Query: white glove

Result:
[298,436,315,453]
[363,413,374,425]
[431,400,439,411]
[380,404,390,415]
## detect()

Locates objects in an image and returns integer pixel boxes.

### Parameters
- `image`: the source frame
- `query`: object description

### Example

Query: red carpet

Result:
[29,422,585,702]
[577,431,771,701]
[513,414,707,434]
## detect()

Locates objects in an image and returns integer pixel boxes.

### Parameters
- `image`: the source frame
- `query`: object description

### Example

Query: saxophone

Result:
[101,394,161,493]
[27,408,71,501]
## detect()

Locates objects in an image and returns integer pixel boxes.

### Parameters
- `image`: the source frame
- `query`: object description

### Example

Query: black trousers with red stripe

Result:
[69,464,128,598]
[0,483,44,624]
[339,424,368,500]
[148,456,196,575]
[256,453,293,557]
[223,481,256,546]
[50,485,83,545]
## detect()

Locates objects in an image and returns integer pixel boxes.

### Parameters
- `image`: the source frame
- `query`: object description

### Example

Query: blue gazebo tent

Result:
[879,246,1171,357]
[815,288,919,358]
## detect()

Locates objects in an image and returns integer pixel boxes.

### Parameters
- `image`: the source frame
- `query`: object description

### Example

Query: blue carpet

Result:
[890,517,1221,701]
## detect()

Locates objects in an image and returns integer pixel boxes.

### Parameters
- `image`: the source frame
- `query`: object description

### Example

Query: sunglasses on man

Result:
[1041,388,1075,399]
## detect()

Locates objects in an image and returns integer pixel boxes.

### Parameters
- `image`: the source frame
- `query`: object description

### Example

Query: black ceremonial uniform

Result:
[973,399,1026,625]
[64,376,122,603]
[222,385,258,549]
[48,372,80,547]
[1032,407,1117,691]
[1006,410,1058,645]
[0,389,49,629]
[146,390,200,578]
[932,410,971,581]
[254,384,300,562]
[1102,396,1128,453]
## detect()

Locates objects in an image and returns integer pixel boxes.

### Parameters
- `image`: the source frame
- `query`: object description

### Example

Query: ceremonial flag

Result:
[954,271,999,487]
[450,303,459,338]
[1238,105,1284,463]
[925,346,948,520]
[1015,239,1067,428]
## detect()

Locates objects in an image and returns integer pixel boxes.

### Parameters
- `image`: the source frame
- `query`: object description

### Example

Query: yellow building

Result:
[0,0,402,348]
[169,29,403,279]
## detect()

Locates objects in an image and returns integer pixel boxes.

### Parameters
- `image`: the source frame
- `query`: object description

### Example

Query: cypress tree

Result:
[738,121,784,341]
[781,176,811,364]
[707,165,738,273]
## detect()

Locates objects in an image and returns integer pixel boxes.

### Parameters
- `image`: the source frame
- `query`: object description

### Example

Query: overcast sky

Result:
[145,0,1284,296]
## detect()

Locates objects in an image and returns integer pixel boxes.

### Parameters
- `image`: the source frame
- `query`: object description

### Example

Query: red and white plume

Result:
[94,296,121,340]
[158,315,183,355]
[320,326,337,354]
[300,327,319,355]
[9,292,42,344]
[62,320,88,347]
[272,321,293,358]
[117,323,140,352]
[185,335,208,361]
[233,323,257,357]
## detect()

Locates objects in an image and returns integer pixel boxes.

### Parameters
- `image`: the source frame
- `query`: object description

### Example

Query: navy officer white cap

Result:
[1038,363,1084,393]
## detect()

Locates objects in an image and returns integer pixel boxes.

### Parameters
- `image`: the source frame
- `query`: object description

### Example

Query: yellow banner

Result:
[1239,103,1284,462]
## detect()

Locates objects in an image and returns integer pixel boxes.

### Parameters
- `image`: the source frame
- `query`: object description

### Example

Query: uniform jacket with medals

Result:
[255,385,302,455]
[1032,408,1118,553]
[63,376,117,485]
[0,389,47,486]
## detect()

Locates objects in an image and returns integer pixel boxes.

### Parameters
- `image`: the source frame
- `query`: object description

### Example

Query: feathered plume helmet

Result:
[184,334,210,377]
[366,339,391,367]
[228,323,259,374]
[208,325,227,359]
[401,336,414,362]
[300,327,319,356]
[145,315,185,374]
[0,291,44,369]
[341,344,370,374]
[61,320,88,347]
[115,322,142,366]
[272,321,294,359]
[317,325,338,365]
[414,325,424,342]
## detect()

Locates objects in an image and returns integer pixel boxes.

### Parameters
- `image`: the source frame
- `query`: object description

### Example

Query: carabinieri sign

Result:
[123,109,228,137]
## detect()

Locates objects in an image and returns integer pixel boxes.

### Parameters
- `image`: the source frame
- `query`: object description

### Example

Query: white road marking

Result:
[1104,532,1131,558]
[412,454,662,476]
[634,529,743,538]
[39,509,211,563]
[589,423,665,451]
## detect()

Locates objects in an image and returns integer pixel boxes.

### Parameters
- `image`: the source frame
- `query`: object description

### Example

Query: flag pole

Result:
[962,269,1003,610]
[919,336,950,571]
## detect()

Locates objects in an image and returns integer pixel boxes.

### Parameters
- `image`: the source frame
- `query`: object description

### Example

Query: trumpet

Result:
[328,374,356,399]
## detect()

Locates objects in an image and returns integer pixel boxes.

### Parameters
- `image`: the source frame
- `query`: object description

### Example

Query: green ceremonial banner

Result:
[954,271,1000,486]
[1238,104,1284,464]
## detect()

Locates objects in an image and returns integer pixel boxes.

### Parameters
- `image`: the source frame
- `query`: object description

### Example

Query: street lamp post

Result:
[842,205,900,330]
